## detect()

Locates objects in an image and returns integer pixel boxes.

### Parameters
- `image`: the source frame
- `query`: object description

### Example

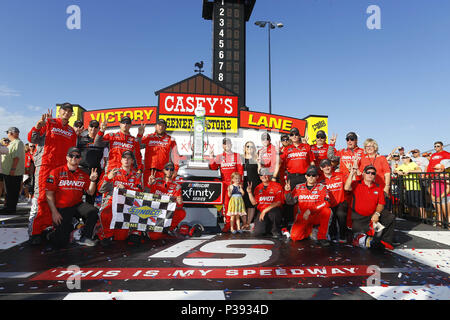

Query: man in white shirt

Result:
[410,149,429,172]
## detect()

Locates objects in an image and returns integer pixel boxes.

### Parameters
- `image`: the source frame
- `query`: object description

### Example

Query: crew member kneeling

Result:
[45,147,99,248]
[145,161,186,240]
[246,168,283,238]
[344,163,395,250]
[97,150,143,245]
[285,166,332,247]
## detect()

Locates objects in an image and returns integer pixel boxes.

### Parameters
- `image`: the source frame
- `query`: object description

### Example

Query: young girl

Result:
[227,172,246,234]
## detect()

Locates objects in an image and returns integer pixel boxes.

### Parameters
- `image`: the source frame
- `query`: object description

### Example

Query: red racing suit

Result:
[146,177,186,240]
[97,168,143,240]
[321,172,346,208]
[311,143,333,180]
[95,131,143,172]
[288,183,332,241]
[140,132,180,183]
[257,143,279,176]
[280,143,314,174]
[28,118,77,236]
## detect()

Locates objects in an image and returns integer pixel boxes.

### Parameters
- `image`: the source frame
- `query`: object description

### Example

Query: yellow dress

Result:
[227,186,246,216]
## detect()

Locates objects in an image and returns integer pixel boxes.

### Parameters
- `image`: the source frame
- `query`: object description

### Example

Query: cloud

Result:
[27,105,42,112]
[0,107,37,139]
[0,85,20,97]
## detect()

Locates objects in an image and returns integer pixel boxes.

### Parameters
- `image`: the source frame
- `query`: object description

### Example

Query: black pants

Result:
[48,202,99,248]
[287,173,306,190]
[80,166,102,205]
[351,210,395,245]
[329,202,348,240]
[3,175,22,212]
[253,207,282,236]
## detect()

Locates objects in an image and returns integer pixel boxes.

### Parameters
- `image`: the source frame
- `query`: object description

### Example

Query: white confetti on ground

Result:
[400,231,450,246]
[361,285,450,300]
[0,228,28,249]
[393,249,450,274]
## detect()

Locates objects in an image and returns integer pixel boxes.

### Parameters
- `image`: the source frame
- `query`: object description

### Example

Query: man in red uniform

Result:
[327,132,364,181]
[145,161,186,240]
[28,104,78,244]
[320,159,348,243]
[311,130,334,181]
[427,141,450,172]
[139,119,181,183]
[285,166,332,246]
[257,132,280,179]
[45,147,99,248]
[278,127,314,190]
[95,116,144,173]
[344,164,395,250]
[209,138,244,232]
[97,150,143,245]
[246,168,284,238]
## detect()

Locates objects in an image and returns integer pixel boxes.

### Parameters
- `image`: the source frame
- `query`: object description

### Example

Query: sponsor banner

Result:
[240,111,307,135]
[159,93,239,117]
[304,115,329,145]
[32,265,372,281]
[159,115,238,133]
[182,181,223,205]
[83,107,157,128]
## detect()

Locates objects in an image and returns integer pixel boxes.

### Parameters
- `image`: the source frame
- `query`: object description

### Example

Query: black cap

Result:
[60,102,73,111]
[261,132,271,141]
[319,159,332,168]
[164,161,175,170]
[306,166,319,176]
[121,150,135,161]
[120,116,132,124]
[363,165,377,173]
[289,127,300,135]
[316,130,327,138]
[346,132,357,140]
[89,120,100,128]
[281,134,289,140]
[67,147,81,156]
[73,120,83,128]
[156,119,167,126]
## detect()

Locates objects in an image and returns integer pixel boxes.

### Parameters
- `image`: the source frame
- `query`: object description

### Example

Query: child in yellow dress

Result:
[227,172,246,234]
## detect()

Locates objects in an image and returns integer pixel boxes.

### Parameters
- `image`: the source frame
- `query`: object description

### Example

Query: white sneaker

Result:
[77,237,97,247]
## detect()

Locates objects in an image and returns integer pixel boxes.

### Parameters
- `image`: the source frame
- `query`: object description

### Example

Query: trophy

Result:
[188,105,210,169]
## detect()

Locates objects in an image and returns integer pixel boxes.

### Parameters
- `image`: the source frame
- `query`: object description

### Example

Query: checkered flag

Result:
[111,187,177,233]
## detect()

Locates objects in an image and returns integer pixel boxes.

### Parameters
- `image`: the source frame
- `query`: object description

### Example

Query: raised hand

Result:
[329,133,337,145]
[147,169,157,185]
[90,168,98,182]
[100,121,107,132]
[284,179,291,192]
[107,168,120,180]
[138,122,146,136]
[246,182,252,194]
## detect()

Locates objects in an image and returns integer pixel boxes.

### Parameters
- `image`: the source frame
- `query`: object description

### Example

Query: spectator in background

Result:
[0,138,10,205]
[241,141,260,230]
[395,155,424,219]
[388,153,402,174]
[0,127,25,214]
[427,141,450,173]
[430,164,450,227]
[410,149,429,172]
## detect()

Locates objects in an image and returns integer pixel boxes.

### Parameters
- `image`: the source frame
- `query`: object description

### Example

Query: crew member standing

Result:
[209,138,244,233]
[139,119,181,183]
[95,116,144,173]
[257,132,280,179]
[28,104,77,245]
[311,130,333,181]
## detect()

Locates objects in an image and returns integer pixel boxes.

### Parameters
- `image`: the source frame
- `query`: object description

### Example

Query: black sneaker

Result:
[317,239,330,247]
[127,233,141,246]
[100,237,113,247]
[29,235,42,246]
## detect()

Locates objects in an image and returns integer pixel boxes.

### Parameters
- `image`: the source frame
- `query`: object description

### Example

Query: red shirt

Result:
[359,154,390,189]
[350,181,385,216]
[332,146,364,179]
[46,165,90,208]
[321,172,346,207]
[253,181,283,213]
[25,151,33,169]
[280,143,313,174]
[28,118,77,167]
[289,183,330,212]
[147,177,182,208]
[427,150,450,172]
[209,152,244,185]
[257,143,279,175]
[141,132,180,172]
[98,168,142,204]
[97,131,143,171]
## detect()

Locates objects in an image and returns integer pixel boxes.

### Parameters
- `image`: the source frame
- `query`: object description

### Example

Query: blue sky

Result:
[1,0,449,155]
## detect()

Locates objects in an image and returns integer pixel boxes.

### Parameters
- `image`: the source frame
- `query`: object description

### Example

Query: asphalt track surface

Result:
[0,202,449,308]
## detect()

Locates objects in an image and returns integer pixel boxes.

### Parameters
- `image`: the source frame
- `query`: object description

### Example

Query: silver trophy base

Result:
[187,161,210,169]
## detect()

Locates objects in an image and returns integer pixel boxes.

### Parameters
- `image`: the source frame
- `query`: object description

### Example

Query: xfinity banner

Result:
[181,181,223,205]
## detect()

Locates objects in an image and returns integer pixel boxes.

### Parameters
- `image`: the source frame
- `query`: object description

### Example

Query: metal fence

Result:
[390,172,450,229]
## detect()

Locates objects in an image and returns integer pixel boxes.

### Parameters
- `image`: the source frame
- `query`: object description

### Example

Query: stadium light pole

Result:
[254,21,283,115]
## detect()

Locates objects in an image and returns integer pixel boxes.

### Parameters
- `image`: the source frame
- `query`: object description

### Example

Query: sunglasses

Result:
[306,174,318,177]
[164,167,175,171]
[281,138,289,142]
[89,125,99,129]
[434,145,442,148]
[68,154,81,159]
[290,133,300,137]
[365,171,376,175]
[346,138,356,141]
[316,136,326,139]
